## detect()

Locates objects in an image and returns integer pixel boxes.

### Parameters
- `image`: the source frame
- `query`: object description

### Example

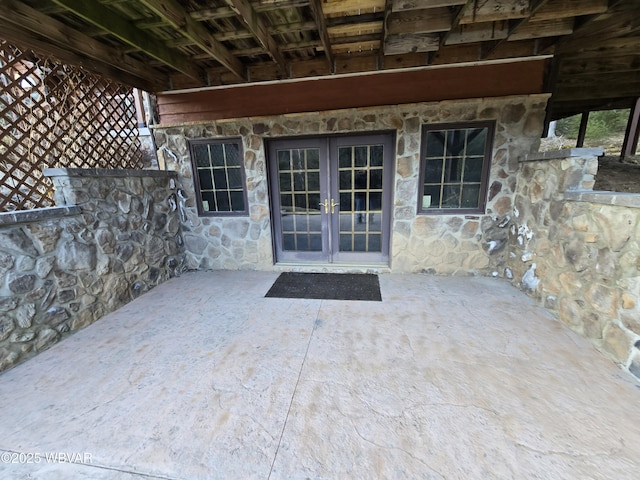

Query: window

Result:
[418,122,494,214]
[189,139,248,216]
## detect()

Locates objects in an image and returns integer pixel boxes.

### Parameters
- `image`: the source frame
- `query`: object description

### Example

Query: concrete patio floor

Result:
[1,271,639,480]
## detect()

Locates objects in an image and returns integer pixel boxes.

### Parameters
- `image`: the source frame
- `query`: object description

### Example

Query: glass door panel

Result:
[330,136,391,264]
[269,139,329,262]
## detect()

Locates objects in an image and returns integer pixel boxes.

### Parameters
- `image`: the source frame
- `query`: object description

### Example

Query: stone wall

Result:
[0,169,185,373]
[153,94,548,273]
[507,149,640,379]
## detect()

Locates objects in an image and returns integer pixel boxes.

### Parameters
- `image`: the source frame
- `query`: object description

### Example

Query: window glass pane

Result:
[213,169,227,189]
[215,191,230,211]
[444,158,463,183]
[464,157,484,183]
[339,147,352,168]
[283,234,295,250]
[353,234,367,252]
[466,128,487,156]
[227,168,243,189]
[423,185,441,208]
[294,193,307,210]
[278,150,291,170]
[193,144,211,167]
[461,184,480,208]
[369,234,381,252]
[426,131,445,158]
[280,194,293,208]
[279,173,292,192]
[446,130,466,157]
[355,146,367,167]
[370,169,383,189]
[202,192,214,211]
[307,171,320,191]
[370,145,383,166]
[307,149,320,169]
[230,191,245,211]
[308,193,320,210]
[211,144,225,166]
[225,143,241,166]
[198,170,213,190]
[339,170,352,190]
[293,172,306,191]
[424,158,443,184]
[442,185,461,208]
[291,149,304,170]
[369,192,382,211]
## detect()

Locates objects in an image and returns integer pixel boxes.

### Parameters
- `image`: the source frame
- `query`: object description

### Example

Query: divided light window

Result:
[189,139,248,216]
[418,122,494,214]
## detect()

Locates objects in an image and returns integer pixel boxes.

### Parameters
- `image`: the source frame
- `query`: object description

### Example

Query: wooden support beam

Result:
[440,0,474,47]
[0,0,166,90]
[308,0,334,67]
[481,0,551,59]
[225,0,287,74]
[576,111,590,147]
[621,97,640,159]
[50,0,205,83]
[138,0,245,80]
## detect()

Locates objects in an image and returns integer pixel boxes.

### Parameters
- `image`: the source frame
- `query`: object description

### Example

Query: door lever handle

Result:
[319,199,328,214]
[331,199,340,214]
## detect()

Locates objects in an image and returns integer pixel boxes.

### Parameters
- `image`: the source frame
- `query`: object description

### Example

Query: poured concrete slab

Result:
[0,271,639,479]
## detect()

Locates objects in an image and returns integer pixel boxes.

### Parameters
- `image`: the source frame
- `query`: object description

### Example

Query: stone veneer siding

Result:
[153,94,548,273]
[0,169,185,372]
[507,149,640,379]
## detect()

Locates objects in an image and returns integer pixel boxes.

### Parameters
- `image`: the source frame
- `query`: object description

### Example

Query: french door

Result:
[268,133,393,264]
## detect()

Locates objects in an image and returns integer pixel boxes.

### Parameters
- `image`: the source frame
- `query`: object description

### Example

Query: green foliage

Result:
[556,109,629,141]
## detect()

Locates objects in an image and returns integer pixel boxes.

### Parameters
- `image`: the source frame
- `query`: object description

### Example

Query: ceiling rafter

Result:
[309,0,334,67]
[224,0,287,74]
[137,0,245,81]
[0,0,165,90]
[480,0,552,59]
[439,0,475,47]
[50,0,204,83]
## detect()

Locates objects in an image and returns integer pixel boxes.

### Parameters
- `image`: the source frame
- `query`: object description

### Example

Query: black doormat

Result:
[265,272,382,301]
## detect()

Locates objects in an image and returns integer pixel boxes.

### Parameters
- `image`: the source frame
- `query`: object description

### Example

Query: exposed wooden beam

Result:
[224,0,287,74]
[387,7,451,35]
[0,0,166,90]
[308,0,334,67]
[440,0,478,46]
[50,0,204,83]
[138,0,245,81]
[190,0,309,21]
[481,0,551,58]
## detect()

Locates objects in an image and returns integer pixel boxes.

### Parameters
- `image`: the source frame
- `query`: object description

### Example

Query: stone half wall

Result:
[153,94,548,273]
[507,149,640,380]
[0,169,185,373]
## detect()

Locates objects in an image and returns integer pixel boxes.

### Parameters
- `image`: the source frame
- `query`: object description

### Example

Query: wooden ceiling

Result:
[1,0,639,120]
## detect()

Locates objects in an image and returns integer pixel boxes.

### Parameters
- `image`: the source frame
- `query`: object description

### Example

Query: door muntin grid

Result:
[337,144,383,253]
[276,147,323,252]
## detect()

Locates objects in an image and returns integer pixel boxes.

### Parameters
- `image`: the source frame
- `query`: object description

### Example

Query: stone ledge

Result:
[43,168,177,178]
[0,206,82,226]
[564,190,640,208]
[523,148,604,162]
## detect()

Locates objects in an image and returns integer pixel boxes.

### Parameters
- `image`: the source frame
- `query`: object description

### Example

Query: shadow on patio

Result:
[0,271,639,479]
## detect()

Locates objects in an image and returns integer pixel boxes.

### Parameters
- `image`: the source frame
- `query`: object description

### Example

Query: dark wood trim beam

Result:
[50,0,204,83]
[225,0,287,74]
[0,0,166,90]
[309,0,334,67]
[138,0,245,81]
[622,97,640,159]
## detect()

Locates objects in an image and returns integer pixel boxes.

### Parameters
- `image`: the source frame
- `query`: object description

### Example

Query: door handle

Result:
[331,199,340,214]
[319,199,328,214]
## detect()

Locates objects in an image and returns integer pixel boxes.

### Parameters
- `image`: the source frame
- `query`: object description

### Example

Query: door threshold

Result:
[274,262,391,274]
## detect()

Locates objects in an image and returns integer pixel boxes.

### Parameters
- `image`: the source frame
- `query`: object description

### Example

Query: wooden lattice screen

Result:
[0,40,144,212]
